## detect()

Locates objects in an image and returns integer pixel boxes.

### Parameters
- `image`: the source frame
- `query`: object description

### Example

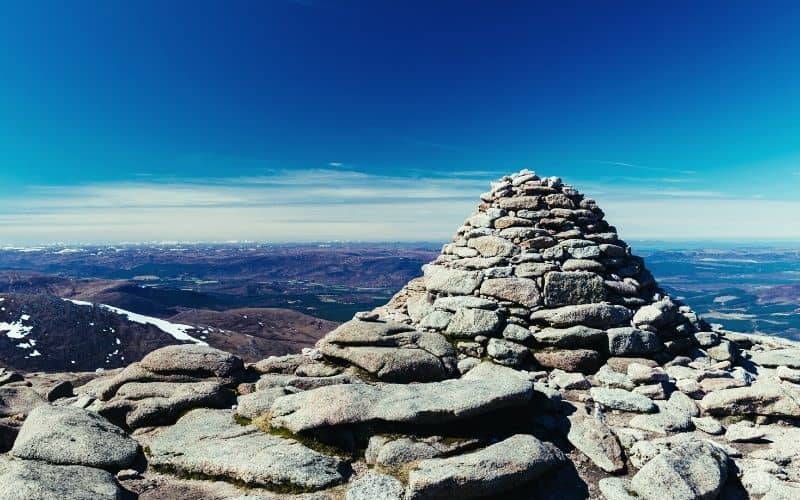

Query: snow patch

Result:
[65,299,207,345]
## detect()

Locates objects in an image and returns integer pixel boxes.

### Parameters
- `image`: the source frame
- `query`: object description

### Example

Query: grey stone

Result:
[346,472,405,500]
[590,387,657,413]
[550,369,591,389]
[568,245,601,259]
[725,423,766,443]
[98,380,231,429]
[365,435,480,467]
[533,325,606,349]
[515,262,559,278]
[707,340,737,362]
[149,409,344,490]
[236,387,291,420]
[629,402,693,435]
[480,277,541,308]
[533,348,602,373]
[433,296,496,312]
[630,441,728,500]
[405,434,564,499]
[419,310,453,329]
[562,259,606,272]
[0,459,126,500]
[668,390,700,417]
[567,417,625,473]
[486,338,530,367]
[607,327,662,356]
[493,216,532,230]
[497,196,541,210]
[699,382,800,417]
[502,323,533,343]
[445,308,503,337]
[777,365,800,383]
[139,344,243,377]
[692,416,724,435]
[543,272,607,307]
[531,303,632,328]
[423,265,483,295]
[627,363,669,384]
[11,405,139,470]
[468,235,516,257]
[750,349,800,369]
[269,362,533,433]
[0,387,47,417]
[598,478,637,500]
[255,372,352,391]
[594,365,635,390]
[631,299,677,329]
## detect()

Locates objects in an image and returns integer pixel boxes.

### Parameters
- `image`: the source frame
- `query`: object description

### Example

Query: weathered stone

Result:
[493,216,532,230]
[550,369,591,390]
[139,344,243,377]
[692,416,724,435]
[0,386,47,417]
[149,409,344,490]
[346,472,405,500]
[365,435,480,467]
[269,363,533,433]
[707,340,737,362]
[0,370,24,386]
[255,372,352,391]
[515,262,559,278]
[502,323,533,343]
[562,259,605,272]
[0,459,127,500]
[532,303,632,328]
[236,387,291,420]
[750,349,800,369]
[419,310,453,329]
[533,348,602,373]
[487,338,530,367]
[423,265,483,295]
[11,405,139,470]
[725,423,766,443]
[480,277,541,308]
[630,441,728,500]
[543,272,607,307]
[497,196,541,210]
[533,325,606,349]
[433,296,496,311]
[468,236,516,257]
[405,434,564,499]
[699,382,800,417]
[598,478,637,500]
[99,380,232,429]
[567,417,625,473]
[590,387,657,413]
[594,365,635,390]
[633,383,667,400]
[607,327,662,356]
[544,193,575,209]
[629,402,693,435]
[777,365,800,383]
[445,308,503,337]
[627,363,669,384]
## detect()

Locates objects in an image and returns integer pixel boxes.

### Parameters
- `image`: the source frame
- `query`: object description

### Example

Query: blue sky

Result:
[1,1,799,243]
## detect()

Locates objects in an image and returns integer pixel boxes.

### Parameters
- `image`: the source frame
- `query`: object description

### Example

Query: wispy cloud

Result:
[585,160,697,176]
[0,169,797,244]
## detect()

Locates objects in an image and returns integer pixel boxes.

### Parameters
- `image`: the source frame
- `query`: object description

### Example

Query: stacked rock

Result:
[376,169,706,374]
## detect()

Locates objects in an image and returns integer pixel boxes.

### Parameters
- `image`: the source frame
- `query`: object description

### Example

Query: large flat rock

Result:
[0,386,47,417]
[0,459,127,500]
[11,405,139,470]
[531,303,632,328]
[148,409,345,491]
[630,441,728,500]
[139,344,244,377]
[269,362,534,433]
[317,319,456,382]
[699,381,800,417]
[405,434,565,499]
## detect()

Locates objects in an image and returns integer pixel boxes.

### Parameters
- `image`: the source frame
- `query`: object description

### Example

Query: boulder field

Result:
[1,169,799,499]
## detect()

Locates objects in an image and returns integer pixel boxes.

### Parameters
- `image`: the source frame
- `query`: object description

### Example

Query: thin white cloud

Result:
[0,169,797,244]
[328,162,343,167]
[586,160,697,176]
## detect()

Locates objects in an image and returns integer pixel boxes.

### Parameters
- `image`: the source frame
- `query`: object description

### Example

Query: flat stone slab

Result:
[405,434,565,499]
[590,387,657,413]
[11,405,139,470]
[140,344,244,377]
[148,409,345,491]
[699,382,800,418]
[531,303,632,328]
[750,349,800,368]
[269,362,534,433]
[0,459,126,500]
[567,417,625,473]
[0,387,47,417]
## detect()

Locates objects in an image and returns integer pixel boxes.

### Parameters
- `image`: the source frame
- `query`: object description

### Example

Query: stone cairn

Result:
[1,170,800,500]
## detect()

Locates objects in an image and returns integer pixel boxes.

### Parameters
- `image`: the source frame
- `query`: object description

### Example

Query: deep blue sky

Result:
[1,1,799,243]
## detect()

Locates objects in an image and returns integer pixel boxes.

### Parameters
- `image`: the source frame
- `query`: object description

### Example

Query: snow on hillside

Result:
[66,299,207,345]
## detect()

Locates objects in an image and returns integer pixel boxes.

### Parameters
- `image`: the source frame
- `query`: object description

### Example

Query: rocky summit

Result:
[1,169,800,499]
